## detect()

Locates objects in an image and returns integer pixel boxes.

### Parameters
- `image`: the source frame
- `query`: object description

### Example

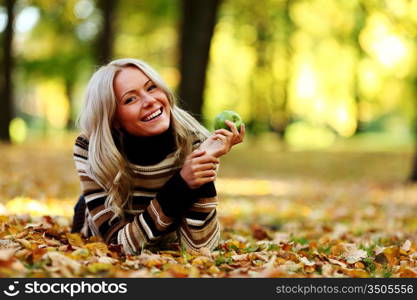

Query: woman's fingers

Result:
[225,120,239,136]
[190,149,206,158]
[195,170,217,178]
[182,150,220,189]
[214,133,227,141]
[195,176,216,186]
[240,123,246,140]
[215,122,245,146]
[214,128,233,138]
[193,154,220,164]
[194,162,218,171]
[215,125,241,146]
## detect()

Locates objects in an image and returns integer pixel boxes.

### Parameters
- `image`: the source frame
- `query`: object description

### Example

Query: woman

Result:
[72,58,244,254]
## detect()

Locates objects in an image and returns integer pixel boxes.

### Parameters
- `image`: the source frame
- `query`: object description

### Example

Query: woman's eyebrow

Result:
[121,80,152,98]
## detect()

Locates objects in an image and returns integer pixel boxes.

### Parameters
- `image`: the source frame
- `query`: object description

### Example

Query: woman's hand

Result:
[199,121,245,158]
[180,149,219,189]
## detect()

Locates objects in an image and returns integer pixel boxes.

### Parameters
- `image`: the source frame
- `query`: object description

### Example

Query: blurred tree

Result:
[0,0,15,142]
[114,0,178,68]
[95,0,118,65]
[224,0,289,137]
[406,22,417,182]
[248,0,277,135]
[179,0,222,121]
[20,0,95,131]
[411,144,417,181]
[351,1,367,134]
[269,0,293,137]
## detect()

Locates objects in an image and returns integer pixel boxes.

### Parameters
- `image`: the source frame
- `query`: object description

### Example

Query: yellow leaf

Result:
[85,242,109,256]
[71,248,90,260]
[330,244,345,256]
[383,246,399,266]
[343,269,369,278]
[208,265,220,274]
[87,263,112,274]
[15,238,32,249]
[167,264,188,278]
[189,266,200,278]
[66,233,84,247]
[192,256,213,267]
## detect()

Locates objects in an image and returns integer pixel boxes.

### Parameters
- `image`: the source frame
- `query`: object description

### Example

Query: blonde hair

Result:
[77,58,209,220]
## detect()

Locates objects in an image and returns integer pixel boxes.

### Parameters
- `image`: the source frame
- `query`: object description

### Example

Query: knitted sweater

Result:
[73,128,220,254]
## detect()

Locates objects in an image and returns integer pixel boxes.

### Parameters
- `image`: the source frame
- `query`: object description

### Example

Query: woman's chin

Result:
[143,119,170,136]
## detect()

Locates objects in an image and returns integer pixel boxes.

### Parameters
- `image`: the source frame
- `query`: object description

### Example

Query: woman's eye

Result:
[147,85,157,92]
[125,96,135,104]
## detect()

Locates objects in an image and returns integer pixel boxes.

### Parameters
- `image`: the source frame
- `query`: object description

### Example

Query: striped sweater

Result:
[73,132,220,254]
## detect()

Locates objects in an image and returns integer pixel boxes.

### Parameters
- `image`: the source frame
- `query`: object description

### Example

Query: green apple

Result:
[214,110,242,132]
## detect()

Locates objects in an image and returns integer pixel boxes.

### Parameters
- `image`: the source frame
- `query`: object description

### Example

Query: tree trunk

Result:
[274,0,293,138]
[352,2,367,135]
[65,78,75,130]
[96,0,117,65]
[179,0,221,122]
[409,78,417,182]
[0,0,15,142]
[249,15,270,136]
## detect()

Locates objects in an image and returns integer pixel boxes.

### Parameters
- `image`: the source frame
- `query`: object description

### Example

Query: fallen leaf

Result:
[46,252,82,277]
[66,233,84,247]
[400,240,411,255]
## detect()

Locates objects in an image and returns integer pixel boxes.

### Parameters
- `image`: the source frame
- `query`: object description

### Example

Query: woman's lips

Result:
[142,107,163,122]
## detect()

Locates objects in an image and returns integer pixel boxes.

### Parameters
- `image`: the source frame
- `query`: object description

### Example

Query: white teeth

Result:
[143,109,162,121]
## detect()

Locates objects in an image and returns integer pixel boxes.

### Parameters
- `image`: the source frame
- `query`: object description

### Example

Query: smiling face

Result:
[113,66,171,137]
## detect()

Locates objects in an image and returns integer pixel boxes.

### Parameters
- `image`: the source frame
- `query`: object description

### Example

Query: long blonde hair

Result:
[77,58,210,220]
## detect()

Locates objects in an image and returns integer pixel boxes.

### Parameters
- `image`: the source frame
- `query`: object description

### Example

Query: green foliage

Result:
[242,243,259,253]
[214,256,233,266]
[363,257,376,274]
[291,236,309,245]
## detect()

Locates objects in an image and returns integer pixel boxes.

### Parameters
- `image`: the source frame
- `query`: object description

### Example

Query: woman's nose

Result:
[141,93,157,107]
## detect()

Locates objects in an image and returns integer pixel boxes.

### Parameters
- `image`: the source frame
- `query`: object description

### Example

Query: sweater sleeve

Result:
[177,182,220,251]
[159,170,220,251]
[73,135,195,254]
[176,135,221,251]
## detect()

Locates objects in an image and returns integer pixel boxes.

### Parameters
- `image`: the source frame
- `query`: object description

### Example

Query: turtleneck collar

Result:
[113,125,176,166]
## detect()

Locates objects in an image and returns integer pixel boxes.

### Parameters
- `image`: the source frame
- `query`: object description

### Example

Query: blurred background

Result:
[0,0,416,221]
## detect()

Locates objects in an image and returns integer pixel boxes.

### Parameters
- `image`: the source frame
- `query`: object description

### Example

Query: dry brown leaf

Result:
[343,268,369,278]
[344,248,367,264]
[299,256,315,266]
[0,248,17,261]
[399,268,417,278]
[0,239,20,249]
[328,258,347,268]
[46,252,82,276]
[251,224,270,240]
[400,240,412,255]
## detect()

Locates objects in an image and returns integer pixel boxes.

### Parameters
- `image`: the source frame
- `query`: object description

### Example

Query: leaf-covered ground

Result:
[0,137,416,278]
